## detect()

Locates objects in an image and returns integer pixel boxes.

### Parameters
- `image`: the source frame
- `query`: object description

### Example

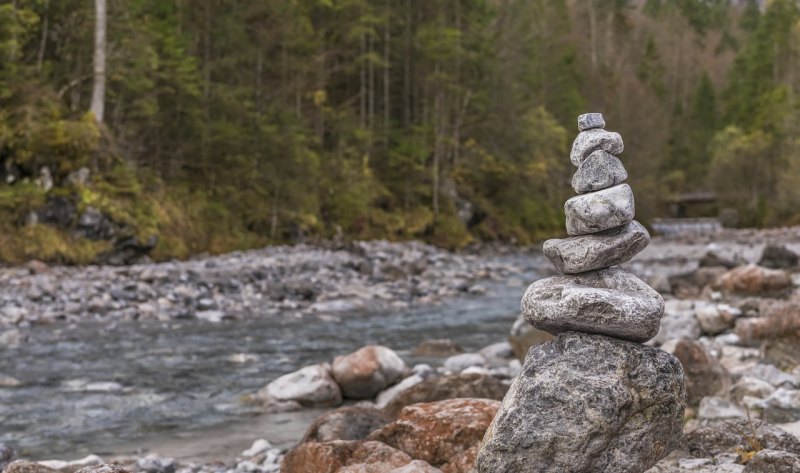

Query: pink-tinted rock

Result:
[369,398,500,469]
[333,346,407,399]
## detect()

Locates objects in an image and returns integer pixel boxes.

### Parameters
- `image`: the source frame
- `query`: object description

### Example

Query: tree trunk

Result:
[90,0,107,123]
[37,0,49,73]
[383,0,391,136]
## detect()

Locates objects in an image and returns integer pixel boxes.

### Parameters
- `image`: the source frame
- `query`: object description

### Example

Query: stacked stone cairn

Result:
[477,113,686,473]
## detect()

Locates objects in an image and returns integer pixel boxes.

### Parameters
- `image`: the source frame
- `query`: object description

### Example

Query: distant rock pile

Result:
[477,113,687,473]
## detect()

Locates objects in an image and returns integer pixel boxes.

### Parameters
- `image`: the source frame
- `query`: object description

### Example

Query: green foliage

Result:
[0,0,797,263]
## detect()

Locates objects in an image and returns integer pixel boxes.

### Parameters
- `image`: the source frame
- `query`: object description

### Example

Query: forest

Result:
[0,0,798,263]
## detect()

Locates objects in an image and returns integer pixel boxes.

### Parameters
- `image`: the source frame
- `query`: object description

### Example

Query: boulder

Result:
[25,456,105,473]
[735,302,800,370]
[730,376,777,404]
[476,332,685,473]
[696,304,737,336]
[570,128,624,166]
[382,373,508,417]
[715,264,791,296]
[332,346,407,399]
[755,388,800,424]
[542,221,648,274]
[522,267,664,343]
[478,342,514,360]
[650,300,702,346]
[75,466,132,473]
[697,397,746,420]
[700,250,742,269]
[667,339,730,407]
[369,398,500,470]
[391,461,444,473]
[571,150,627,194]
[1,462,58,473]
[742,449,800,472]
[758,244,799,270]
[282,440,420,473]
[136,455,175,473]
[684,418,800,457]
[302,406,394,443]
[442,353,487,372]
[508,314,554,360]
[376,375,425,409]
[411,340,463,357]
[257,363,342,407]
[577,113,606,132]
[564,184,635,236]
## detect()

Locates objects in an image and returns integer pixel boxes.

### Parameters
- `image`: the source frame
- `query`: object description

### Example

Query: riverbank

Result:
[0,240,534,330]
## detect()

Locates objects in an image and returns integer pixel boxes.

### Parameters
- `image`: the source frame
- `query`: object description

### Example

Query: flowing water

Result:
[0,255,544,461]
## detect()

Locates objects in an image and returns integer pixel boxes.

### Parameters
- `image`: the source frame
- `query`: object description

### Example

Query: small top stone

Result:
[578,113,605,132]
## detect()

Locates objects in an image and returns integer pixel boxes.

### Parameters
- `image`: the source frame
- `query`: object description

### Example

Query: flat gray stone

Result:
[570,128,624,166]
[577,113,606,131]
[476,332,685,473]
[521,267,664,343]
[572,150,628,193]
[565,183,634,236]
[543,220,649,274]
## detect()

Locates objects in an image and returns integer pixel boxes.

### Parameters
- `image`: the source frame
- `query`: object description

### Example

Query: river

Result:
[0,254,544,462]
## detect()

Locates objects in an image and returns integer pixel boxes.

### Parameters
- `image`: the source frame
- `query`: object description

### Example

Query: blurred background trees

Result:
[0,0,797,262]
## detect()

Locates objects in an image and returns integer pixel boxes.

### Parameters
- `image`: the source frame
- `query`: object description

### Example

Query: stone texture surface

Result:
[684,418,800,457]
[1,462,58,473]
[565,184,634,236]
[74,466,131,473]
[572,150,628,193]
[282,440,431,473]
[742,449,800,472]
[442,353,487,372]
[666,339,730,407]
[382,373,508,417]
[302,406,393,443]
[258,363,342,407]
[651,300,703,346]
[476,332,685,473]
[714,264,792,296]
[570,128,624,166]
[759,244,799,269]
[370,398,500,471]
[577,113,606,132]
[522,267,664,343]
[543,220,649,274]
[332,345,407,399]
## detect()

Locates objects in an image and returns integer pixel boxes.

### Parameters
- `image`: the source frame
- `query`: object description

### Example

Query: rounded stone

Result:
[521,267,664,343]
[332,345,407,399]
[476,332,686,473]
[570,128,624,166]
[572,150,628,193]
[543,220,649,274]
[565,183,635,236]
[577,113,606,132]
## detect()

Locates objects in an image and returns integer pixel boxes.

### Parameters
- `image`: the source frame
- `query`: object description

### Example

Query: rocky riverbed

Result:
[3,230,800,473]
[0,241,528,329]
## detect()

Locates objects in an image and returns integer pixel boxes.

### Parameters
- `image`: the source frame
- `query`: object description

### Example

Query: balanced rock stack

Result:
[477,114,686,473]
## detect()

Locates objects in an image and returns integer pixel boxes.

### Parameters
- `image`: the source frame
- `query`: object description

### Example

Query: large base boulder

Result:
[476,332,685,473]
